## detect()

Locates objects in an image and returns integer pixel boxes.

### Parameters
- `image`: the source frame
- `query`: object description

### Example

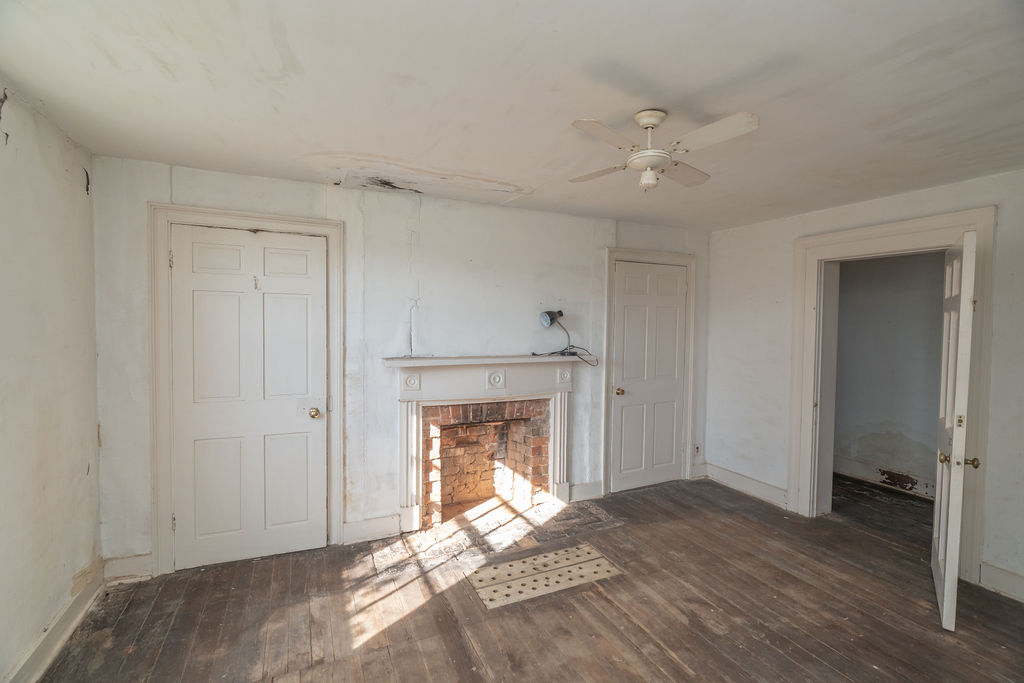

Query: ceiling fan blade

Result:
[572,119,640,151]
[669,112,759,152]
[661,160,710,187]
[569,164,627,183]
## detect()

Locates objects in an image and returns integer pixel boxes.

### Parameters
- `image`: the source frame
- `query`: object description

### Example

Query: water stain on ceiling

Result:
[300,151,531,203]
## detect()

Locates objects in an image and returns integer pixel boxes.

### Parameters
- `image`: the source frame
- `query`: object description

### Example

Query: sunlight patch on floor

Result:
[348,493,567,648]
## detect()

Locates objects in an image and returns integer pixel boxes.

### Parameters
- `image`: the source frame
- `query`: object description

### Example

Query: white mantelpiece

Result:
[384,354,580,402]
[386,355,579,532]
[383,354,579,367]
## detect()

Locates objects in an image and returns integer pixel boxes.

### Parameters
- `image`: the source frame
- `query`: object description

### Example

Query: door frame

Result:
[602,248,697,495]
[790,206,994,582]
[150,203,344,576]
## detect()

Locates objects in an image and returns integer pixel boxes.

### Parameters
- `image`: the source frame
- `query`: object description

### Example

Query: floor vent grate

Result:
[466,542,621,608]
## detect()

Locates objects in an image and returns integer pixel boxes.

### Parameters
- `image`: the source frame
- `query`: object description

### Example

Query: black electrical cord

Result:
[532,319,600,366]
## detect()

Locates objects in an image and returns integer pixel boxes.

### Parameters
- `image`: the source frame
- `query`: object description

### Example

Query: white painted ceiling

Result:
[1,1,1022,230]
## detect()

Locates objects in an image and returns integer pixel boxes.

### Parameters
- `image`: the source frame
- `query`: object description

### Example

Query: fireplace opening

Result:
[422,399,550,529]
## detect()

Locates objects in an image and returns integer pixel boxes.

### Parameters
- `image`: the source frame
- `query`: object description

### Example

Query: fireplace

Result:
[384,355,579,533]
[422,399,550,528]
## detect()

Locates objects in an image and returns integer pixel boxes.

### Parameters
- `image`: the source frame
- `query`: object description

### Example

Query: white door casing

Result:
[170,224,328,569]
[608,260,689,492]
[932,230,977,631]
[791,208,993,590]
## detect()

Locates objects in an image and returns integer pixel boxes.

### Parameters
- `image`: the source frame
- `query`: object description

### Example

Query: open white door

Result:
[932,230,977,631]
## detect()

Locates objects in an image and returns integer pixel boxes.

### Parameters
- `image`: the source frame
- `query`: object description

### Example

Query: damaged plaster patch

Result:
[878,468,918,492]
[300,151,528,199]
[364,176,421,194]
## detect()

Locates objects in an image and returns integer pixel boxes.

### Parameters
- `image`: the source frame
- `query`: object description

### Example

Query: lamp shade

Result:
[539,310,563,328]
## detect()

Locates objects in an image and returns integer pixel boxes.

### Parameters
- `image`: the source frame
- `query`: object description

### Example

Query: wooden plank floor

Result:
[43,478,1024,682]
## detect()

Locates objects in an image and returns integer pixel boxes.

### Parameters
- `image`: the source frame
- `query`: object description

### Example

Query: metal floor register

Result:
[466,542,622,608]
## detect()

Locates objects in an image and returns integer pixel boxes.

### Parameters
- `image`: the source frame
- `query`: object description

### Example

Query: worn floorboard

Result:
[41,479,1024,682]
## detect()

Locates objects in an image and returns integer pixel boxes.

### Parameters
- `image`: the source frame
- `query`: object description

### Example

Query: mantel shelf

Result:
[383,354,584,368]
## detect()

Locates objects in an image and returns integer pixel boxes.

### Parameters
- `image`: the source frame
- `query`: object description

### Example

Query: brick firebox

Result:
[421,399,550,529]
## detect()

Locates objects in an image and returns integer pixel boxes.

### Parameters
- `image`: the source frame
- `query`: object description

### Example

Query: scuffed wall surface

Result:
[91,160,701,557]
[0,91,98,679]
[833,253,945,498]
[707,168,1024,588]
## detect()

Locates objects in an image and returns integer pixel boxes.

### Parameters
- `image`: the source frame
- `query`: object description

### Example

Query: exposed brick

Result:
[419,398,553,528]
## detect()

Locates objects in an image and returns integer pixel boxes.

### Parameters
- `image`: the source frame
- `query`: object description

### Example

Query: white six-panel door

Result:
[609,260,688,492]
[171,224,328,570]
[932,230,977,631]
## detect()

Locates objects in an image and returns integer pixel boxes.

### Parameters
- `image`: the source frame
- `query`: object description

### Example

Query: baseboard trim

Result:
[8,576,102,683]
[569,480,603,501]
[689,463,708,479]
[343,514,400,543]
[706,464,788,508]
[104,553,153,583]
[980,562,1024,602]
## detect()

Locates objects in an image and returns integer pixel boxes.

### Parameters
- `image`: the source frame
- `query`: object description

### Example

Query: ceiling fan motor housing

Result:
[626,148,672,171]
[634,109,667,129]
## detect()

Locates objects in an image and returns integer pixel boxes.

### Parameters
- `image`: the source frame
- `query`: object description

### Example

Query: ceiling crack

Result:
[0,89,9,145]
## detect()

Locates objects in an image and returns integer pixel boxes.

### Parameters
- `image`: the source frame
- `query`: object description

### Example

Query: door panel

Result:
[654,306,679,377]
[609,260,688,491]
[171,224,328,570]
[265,433,311,527]
[619,404,647,473]
[931,230,976,631]
[264,293,311,398]
[192,291,243,401]
[194,437,244,536]
[622,305,648,379]
[652,401,677,466]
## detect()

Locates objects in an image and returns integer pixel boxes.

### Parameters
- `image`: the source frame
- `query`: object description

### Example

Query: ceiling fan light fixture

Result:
[569,109,759,191]
[639,167,659,190]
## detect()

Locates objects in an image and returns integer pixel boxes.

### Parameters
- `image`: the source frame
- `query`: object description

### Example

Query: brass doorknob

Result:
[309,407,321,419]
[615,387,625,396]
[938,452,949,464]
[966,457,980,469]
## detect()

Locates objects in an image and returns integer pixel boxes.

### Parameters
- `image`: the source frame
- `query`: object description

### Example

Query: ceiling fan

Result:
[569,109,759,191]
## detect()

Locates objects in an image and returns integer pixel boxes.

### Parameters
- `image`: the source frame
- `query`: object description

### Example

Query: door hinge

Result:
[171,513,176,532]
[97,423,102,448]
[972,299,977,312]
[168,250,174,268]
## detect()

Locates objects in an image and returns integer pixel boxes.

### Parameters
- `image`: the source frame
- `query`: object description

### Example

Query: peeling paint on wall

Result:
[878,468,919,493]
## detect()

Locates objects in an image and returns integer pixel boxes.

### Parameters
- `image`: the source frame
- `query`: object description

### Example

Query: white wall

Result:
[0,92,98,679]
[707,168,1024,594]
[91,160,704,559]
[833,253,945,497]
